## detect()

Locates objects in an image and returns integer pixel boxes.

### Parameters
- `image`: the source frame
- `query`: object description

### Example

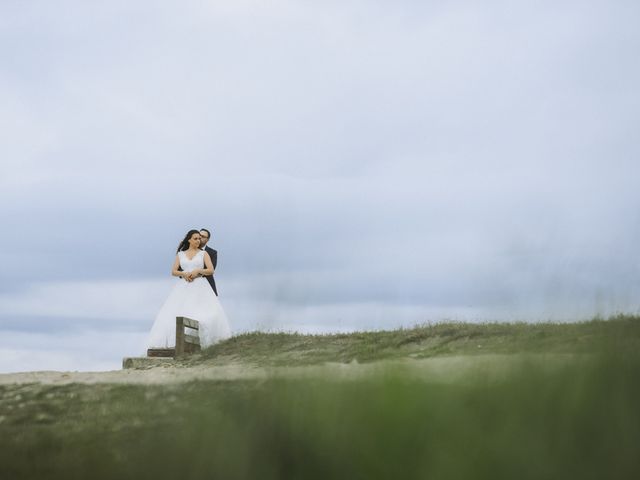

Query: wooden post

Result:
[175,316,201,357]
[175,317,185,357]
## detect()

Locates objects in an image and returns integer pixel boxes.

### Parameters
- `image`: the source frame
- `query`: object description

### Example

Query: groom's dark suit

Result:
[202,246,218,296]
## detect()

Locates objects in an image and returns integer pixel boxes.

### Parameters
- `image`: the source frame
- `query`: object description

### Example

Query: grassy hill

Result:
[188,314,640,366]
[2,315,639,480]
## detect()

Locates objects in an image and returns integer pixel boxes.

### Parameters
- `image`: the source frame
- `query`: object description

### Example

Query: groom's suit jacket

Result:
[202,246,218,296]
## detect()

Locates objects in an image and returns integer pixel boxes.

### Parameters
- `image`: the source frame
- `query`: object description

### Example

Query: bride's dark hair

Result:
[176,229,200,253]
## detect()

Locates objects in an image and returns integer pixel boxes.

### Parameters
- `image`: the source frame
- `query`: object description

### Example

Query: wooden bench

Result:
[146,316,201,358]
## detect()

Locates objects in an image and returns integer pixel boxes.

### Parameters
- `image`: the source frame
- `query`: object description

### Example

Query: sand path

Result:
[0,354,584,386]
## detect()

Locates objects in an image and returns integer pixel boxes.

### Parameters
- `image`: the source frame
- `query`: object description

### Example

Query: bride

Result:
[146,229,231,349]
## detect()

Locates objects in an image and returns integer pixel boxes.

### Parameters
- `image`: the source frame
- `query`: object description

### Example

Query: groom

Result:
[198,228,218,296]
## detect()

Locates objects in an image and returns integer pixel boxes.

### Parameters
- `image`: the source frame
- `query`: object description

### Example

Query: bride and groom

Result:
[146,228,231,350]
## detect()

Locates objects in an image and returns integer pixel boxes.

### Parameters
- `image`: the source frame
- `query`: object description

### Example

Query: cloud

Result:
[0,279,173,324]
[0,331,148,373]
[1,0,639,372]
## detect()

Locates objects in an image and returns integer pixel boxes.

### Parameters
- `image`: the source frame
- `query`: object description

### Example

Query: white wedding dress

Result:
[146,250,231,349]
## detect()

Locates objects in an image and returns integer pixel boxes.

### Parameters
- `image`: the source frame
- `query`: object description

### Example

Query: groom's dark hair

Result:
[200,228,211,238]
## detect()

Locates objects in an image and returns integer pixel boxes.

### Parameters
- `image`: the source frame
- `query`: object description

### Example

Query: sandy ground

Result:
[0,363,269,386]
[0,354,584,386]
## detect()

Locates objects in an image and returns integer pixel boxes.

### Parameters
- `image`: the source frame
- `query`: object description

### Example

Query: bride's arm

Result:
[171,255,188,278]
[197,252,214,277]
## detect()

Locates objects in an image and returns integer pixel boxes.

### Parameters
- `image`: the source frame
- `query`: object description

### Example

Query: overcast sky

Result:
[1,0,639,373]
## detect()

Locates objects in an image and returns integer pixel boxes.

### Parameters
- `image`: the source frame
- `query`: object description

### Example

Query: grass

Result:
[186,314,640,366]
[1,315,639,479]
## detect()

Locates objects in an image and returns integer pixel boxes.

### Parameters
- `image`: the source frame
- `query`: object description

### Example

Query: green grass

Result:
[2,315,639,479]
[1,349,639,479]
[187,314,640,366]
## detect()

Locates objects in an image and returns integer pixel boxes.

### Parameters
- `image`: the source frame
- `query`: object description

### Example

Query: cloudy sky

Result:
[1,0,639,373]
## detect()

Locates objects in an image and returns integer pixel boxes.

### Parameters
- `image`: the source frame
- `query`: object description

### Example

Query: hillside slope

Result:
[186,314,640,367]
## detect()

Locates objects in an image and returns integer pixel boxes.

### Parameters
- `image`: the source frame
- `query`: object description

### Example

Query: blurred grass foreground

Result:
[2,315,640,479]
